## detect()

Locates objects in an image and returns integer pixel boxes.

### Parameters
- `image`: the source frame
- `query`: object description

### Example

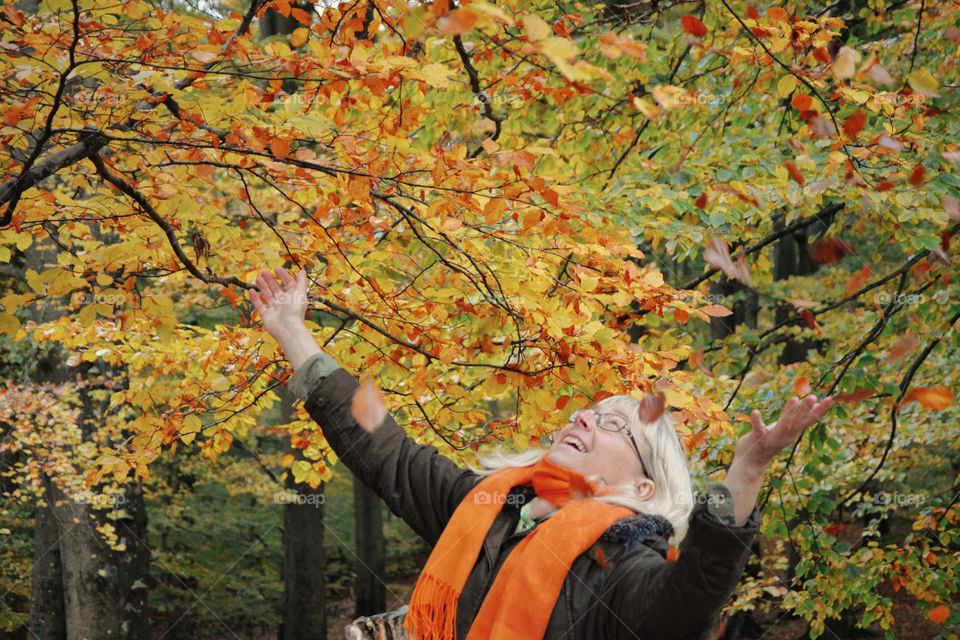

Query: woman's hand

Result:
[733,394,836,474]
[250,267,309,339]
[722,393,835,526]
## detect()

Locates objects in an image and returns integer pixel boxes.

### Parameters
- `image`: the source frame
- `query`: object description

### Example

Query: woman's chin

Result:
[546,448,581,471]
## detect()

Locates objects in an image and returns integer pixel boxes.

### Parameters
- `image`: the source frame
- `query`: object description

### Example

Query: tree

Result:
[2,0,958,636]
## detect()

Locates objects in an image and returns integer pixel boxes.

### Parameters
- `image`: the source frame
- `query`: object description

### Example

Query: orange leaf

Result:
[351,378,387,432]
[439,7,478,35]
[291,27,308,47]
[902,386,953,411]
[784,160,805,186]
[793,376,811,396]
[690,349,714,377]
[845,265,872,296]
[271,137,291,158]
[928,605,950,625]
[681,15,708,38]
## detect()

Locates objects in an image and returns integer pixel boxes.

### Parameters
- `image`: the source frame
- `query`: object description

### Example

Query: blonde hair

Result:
[471,395,694,545]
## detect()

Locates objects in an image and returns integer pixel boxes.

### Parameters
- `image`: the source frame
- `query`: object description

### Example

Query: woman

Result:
[250,267,835,640]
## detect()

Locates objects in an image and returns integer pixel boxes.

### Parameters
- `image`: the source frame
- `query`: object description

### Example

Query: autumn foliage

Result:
[1,0,958,635]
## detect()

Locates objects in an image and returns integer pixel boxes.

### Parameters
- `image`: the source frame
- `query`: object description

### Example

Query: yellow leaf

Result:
[407,63,453,88]
[291,27,309,47]
[0,246,9,263]
[0,312,20,336]
[777,75,797,98]
[633,97,660,119]
[522,14,551,41]
[906,69,940,98]
[832,46,860,80]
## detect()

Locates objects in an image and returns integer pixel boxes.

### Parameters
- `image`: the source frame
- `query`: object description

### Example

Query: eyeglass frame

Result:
[565,408,653,481]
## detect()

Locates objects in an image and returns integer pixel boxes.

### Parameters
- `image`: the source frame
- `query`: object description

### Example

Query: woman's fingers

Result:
[275,266,296,288]
[255,274,275,305]
[250,289,265,315]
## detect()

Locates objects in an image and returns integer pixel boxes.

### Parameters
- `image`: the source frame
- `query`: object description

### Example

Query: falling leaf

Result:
[810,115,837,139]
[681,15,708,38]
[666,544,681,562]
[522,13,552,41]
[637,392,666,423]
[700,304,733,317]
[800,309,823,335]
[784,160,805,186]
[793,377,811,396]
[885,333,921,363]
[439,8,478,35]
[902,386,953,411]
[690,349,714,377]
[352,378,387,431]
[842,110,866,137]
[810,237,855,264]
[845,265,872,296]
[878,135,905,153]
[944,194,960,222]
[867,63,895,86]
[703,237,752,286]
[906,68,940,97]
[832,46,861,80]
[928,605,950,625]
[834,388,874,404]
[908,164,925,186]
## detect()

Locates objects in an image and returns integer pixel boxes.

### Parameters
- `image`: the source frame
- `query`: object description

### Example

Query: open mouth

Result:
[561,436,587,453]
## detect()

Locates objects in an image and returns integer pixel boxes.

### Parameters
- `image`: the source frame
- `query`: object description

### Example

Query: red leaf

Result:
[885,333,921,363]
[791,94,813,111]
[637,392,666,423]
[800,309,822,335]
[556,395,571,411]
[810,237,855,264]
[834,388,874,404]
[784,160,805,186]
[842,110,866,137]
[746,5,760,19]
[694,192,708,209]
[666,544,681,562]
[824,522,845,537]
[875,180,896,192]
[908,163,925,186]
[681,15,708,38]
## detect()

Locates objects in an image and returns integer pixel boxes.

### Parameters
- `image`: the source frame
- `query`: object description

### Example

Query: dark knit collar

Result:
[510,485,674,552]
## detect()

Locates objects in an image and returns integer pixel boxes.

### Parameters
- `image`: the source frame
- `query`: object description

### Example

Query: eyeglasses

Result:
[567,408,653,481]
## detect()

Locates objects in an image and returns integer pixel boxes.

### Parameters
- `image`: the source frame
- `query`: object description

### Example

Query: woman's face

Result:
[546,401,655,498]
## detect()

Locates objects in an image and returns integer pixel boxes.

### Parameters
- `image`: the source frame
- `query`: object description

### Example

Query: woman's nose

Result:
[575,410,595,431]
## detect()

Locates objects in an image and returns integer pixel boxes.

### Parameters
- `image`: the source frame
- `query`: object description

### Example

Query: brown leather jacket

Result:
[289,356,763,640]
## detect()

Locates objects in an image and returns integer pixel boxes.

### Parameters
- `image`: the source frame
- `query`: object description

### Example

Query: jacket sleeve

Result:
[600,483,762,640]
[288,353,481,545]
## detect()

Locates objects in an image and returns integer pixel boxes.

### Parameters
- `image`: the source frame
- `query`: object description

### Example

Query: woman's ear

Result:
[634,477,656,501]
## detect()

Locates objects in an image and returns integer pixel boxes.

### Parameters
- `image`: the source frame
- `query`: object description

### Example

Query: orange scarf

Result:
[403,456,633,640]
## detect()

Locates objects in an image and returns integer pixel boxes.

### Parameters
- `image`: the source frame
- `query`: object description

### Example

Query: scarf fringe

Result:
[404,573,460,640]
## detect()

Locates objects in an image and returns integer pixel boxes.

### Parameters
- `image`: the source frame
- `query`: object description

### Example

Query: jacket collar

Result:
[511,485,674,555]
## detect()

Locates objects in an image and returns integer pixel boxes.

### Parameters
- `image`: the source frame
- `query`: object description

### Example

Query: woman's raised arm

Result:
[250,268,481,544]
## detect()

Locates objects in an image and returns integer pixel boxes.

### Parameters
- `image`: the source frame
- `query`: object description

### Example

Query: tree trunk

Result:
[280,387,327,640]
[352,479,386,617]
